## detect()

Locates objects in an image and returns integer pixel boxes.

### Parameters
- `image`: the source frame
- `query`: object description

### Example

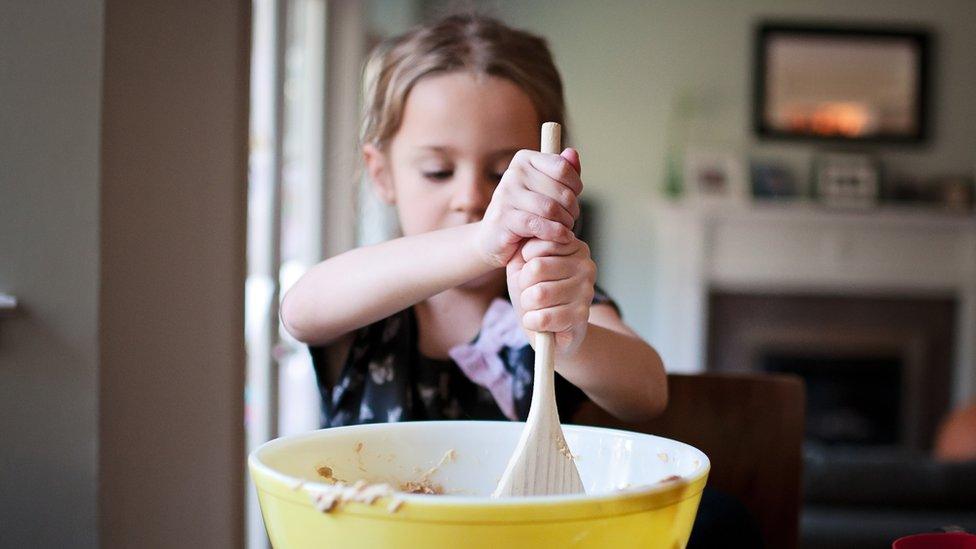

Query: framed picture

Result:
[938,175,974,213]
[683,149,749,206]
[751,160,798,200]
[814,152,880,209]
[754,22,930,143]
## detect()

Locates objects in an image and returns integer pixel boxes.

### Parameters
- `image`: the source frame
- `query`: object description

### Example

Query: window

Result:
[246,0,325,546]
[244,1,416,545]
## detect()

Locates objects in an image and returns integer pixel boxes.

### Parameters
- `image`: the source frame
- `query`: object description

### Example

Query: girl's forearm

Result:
[281,222,495,345]
[555,325,667,422]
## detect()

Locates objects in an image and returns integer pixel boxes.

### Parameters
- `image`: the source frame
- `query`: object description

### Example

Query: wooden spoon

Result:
[492,122,585,498]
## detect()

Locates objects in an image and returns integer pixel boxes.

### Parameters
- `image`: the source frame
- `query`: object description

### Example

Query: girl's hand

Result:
[476,148,583,267]
[506,236,596,357]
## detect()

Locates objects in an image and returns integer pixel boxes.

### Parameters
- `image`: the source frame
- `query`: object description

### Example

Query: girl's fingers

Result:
[561,148,581,175]
[507,186,575,229]
[520,167,581,220]
[522,302,590,333]
[528,152,583,196]
[503,209,574,244]
[520,277,589,312]
[520,237,583,262]
[518,256,577,288]
[520,252,596,292]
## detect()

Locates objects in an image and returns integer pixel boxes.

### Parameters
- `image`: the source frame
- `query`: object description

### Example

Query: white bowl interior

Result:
[254,421,707,501]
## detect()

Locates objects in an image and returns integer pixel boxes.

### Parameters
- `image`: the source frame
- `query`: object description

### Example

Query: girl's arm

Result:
[508,238,667,422]
[282,147,583,345]
[557,305,667,423]
[281,222,492,345]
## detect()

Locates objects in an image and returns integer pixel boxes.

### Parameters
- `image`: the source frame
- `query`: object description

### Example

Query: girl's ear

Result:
[363,143,395,205]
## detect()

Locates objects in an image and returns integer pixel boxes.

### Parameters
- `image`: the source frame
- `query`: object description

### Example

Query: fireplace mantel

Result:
[648,200,976,405]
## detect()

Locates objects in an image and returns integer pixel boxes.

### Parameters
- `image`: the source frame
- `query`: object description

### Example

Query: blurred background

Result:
[2,0,974,548]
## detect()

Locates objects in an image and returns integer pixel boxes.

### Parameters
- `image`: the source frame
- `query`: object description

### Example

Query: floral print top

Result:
[309,287,618,428]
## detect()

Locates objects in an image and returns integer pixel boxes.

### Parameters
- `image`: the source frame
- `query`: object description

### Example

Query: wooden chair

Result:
[572,372,805,549]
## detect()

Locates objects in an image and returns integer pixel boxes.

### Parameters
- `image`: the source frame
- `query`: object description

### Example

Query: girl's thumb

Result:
[561,148,582,175]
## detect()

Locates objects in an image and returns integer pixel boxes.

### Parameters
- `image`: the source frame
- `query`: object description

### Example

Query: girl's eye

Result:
[423,170,453,181]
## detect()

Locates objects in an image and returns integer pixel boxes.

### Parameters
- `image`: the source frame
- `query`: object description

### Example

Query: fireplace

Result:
[648,201,976,548]
[707,292,955,451]
[763,354,902,446]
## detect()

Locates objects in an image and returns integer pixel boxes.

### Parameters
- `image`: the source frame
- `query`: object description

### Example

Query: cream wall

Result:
[423,0,976,345]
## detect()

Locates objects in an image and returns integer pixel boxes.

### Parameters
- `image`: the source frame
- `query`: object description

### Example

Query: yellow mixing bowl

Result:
[249,421,709,548]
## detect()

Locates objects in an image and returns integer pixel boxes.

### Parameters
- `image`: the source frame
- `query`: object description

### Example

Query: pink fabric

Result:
[448,298,528,420]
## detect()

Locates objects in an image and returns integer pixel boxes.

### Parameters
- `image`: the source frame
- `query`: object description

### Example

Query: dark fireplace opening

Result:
[762,353,902,446]
[708,292,955,451]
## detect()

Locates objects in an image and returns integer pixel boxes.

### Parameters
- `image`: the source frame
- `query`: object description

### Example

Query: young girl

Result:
[281,13,667,429]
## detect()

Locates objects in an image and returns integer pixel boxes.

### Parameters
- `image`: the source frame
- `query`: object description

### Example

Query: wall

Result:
[98,1,249,547]
[423,0,976,350]
[2,2,250,546]
[0,2,104,547]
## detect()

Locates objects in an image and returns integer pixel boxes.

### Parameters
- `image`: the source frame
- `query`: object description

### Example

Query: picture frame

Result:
[813,152,881,209]
[754,22,931,144]
[683,149,749,206]
[750,160,799,200]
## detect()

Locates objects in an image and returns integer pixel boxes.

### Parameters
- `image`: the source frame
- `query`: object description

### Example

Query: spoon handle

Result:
[530,122,560,417]
[541,120,561,155]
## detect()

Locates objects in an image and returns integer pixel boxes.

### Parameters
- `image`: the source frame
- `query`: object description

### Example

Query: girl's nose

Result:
[449,173,492,218]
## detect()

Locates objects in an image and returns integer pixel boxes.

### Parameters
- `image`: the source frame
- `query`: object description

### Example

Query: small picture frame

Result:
[813,152,880,208]
[751,160,798,200]
[937,175,974,213]
[683,149,749,206]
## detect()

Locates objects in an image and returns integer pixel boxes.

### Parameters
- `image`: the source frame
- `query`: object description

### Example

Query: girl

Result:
[281,13,667,429]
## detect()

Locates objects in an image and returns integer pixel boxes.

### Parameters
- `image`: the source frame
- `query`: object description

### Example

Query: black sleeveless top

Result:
[309,287,618,428]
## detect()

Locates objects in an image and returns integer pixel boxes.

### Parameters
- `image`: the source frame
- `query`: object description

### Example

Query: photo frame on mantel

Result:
[754,22,931,144]
[683,148,749,207]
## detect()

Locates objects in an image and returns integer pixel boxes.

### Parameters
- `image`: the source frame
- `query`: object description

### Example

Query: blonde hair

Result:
[361,13,567,150]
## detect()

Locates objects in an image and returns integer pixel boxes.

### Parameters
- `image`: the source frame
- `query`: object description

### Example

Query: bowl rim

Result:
[249,420,710,509]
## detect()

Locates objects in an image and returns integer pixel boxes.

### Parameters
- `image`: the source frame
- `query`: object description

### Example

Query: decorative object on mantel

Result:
[938,175,975,213]
[884,173,975,213]
[885,174,938,205]
[813,152,880,209]
[663,152,684,200]
[750,160,798,200]
[754,22,930,144]
[661,90,700,200]
[683,148,749,207]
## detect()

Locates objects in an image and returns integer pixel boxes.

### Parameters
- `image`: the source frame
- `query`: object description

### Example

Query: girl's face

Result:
[365,72,540,236]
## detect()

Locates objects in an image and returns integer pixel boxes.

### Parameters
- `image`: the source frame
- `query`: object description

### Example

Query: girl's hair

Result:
[361,13,566,149]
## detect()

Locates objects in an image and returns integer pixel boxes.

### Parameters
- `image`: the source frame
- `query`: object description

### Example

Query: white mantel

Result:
[649,200,976,405]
